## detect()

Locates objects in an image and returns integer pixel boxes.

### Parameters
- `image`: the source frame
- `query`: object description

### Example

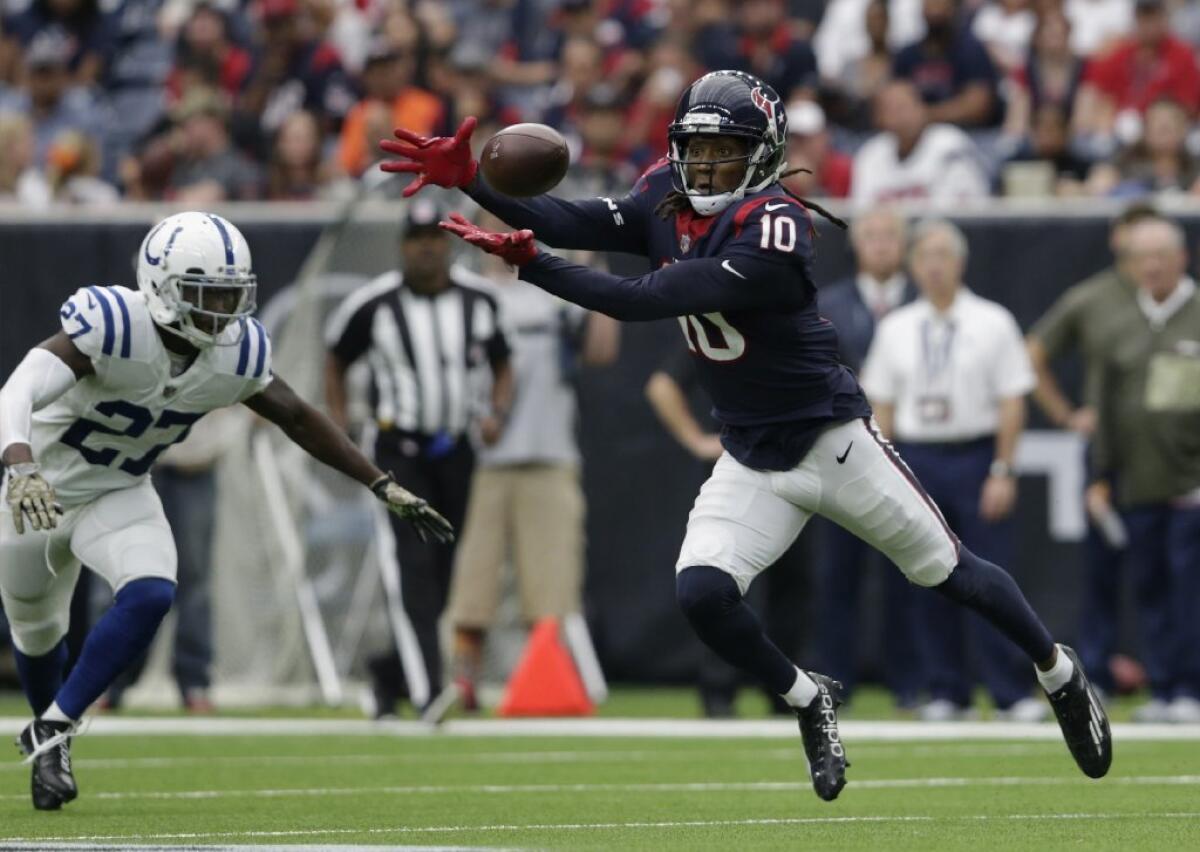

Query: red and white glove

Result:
[378,117,479,198]
[439,213,538,266]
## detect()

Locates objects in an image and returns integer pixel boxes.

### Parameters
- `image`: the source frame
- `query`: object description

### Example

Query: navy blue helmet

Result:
[667,70,788,215]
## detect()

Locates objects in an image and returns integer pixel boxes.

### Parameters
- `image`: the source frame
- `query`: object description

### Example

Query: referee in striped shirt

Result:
[324,198,513,716]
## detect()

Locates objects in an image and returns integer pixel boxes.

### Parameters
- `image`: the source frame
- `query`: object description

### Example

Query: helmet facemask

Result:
[159,269,256,348]
[667,123,785,216]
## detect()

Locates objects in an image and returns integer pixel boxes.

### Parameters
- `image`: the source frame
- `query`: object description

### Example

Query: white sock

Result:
[781,667,819,708]
[41,702,73,724]
[1036,644,1075,693]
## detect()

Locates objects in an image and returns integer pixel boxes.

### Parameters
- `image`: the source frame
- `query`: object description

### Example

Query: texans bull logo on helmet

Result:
[750,86,786,146]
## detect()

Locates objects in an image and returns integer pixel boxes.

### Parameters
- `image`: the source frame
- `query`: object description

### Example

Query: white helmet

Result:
[136,211,257,348]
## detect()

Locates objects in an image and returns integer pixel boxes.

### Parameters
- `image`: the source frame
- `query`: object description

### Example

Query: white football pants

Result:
[0,477,177,656]
[676,417,960,594]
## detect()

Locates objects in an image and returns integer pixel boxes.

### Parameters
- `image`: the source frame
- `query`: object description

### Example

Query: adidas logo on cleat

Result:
[817,690,844,757]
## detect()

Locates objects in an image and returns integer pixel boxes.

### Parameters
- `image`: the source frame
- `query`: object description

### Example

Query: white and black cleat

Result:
[794,672,850,801]
[1046,645,1112,779]
[15,718,78,810]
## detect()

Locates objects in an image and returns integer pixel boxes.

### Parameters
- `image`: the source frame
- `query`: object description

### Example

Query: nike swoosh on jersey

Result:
[836,442,853,464]
[721,260,747,279]
[764,202,790,211]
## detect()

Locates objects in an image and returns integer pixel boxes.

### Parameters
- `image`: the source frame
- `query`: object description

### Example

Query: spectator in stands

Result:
[167,3,253,107]
[1002,104,1090,195]
[893,0,1000,126]
[1086,97,1200,196]
[0,18,21,85]
[236,0,355,148]
[35,128,118,205]
[3,0,112,86]
[624,37,698,172]
[851,79,989,203]
[693,0,818,101]
[973,0,1037,76]
[1063,0,1133,58]
[432,43,510,145]
[166,87,261,202]
[781,100,852,199]
[0,28,103,170]
[266,109,328,200]
[1086,214,1200,723]
[1076,0,1200,138]
[812,207,921,710]
[822,0,894,132]
[861,219,1045,722]
[567,83,641,190]
[540,36,605,132]
[0,112,46,203]
[100,0,180,183]
[1001,12,1086,144]
[337,36,442,179]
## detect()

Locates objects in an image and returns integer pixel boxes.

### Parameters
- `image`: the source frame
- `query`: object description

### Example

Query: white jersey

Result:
[34,285,273,505]
[850,124,989,206]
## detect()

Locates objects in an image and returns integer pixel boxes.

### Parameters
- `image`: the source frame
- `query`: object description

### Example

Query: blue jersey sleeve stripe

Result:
[207,214,236,265]
[109,288,133,358]
[236,318,251,376]
[87,286,116,356]
[252,319,268,378]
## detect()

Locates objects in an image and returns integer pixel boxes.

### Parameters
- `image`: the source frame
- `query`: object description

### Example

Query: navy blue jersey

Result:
[466,162,870,471]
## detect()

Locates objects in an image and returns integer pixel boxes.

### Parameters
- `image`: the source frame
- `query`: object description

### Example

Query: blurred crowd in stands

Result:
[2,0,1200,206]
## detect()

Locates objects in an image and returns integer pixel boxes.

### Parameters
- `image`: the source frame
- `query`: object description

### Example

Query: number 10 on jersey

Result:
[678,312,746,362]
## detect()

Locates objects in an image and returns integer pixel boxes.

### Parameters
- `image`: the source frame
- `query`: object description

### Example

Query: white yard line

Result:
[0,743,1062,774]
[0,775,1197,803]
[7,812,1200,845]
[0,716,1196,740]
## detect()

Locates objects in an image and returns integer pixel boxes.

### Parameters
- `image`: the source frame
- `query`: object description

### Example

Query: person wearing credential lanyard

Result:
[861,219,1047,721]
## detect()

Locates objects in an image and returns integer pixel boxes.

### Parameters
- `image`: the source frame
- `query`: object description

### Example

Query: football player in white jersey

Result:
[0,211,453,810]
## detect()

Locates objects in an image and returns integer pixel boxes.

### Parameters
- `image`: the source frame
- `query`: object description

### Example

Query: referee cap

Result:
[403,197,447,237]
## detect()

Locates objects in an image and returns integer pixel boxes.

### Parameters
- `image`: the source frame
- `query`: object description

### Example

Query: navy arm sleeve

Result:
[465,174,649,256]
[517,252,809,322]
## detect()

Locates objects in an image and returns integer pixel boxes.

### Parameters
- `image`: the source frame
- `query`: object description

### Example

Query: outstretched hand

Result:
[371,473,455,543]
[439,213,538,266]
[379,117,479,198]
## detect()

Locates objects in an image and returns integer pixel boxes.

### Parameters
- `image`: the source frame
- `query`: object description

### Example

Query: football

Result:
[479,123,570,197]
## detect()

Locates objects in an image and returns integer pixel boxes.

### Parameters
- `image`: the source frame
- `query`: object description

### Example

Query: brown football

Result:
[479,123,570,197]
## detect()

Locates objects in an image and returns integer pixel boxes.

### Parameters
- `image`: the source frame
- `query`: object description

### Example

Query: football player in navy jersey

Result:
[379,70,1112,800]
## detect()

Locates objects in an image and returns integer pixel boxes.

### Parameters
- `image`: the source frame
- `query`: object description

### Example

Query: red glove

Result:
[378,117,479,198]
[439,213,538,266]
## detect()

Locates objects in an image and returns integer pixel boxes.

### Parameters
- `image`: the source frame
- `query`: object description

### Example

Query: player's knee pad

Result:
[114,577,176,625]
[676,565,741,623]
[7,612,70,658]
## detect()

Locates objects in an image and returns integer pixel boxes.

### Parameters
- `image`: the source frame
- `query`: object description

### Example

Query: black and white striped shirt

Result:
[325,265,510,436]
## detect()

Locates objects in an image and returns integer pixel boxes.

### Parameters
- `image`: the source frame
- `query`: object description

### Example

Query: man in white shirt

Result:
[861,219,1045,720]
[851,80,990,205]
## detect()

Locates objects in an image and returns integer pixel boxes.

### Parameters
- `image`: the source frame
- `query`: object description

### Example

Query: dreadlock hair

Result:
[653,167,847,230]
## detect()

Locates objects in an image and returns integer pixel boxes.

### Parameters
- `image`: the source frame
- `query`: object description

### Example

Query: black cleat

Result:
[1046,645,1112,779]
[794,672,850,801]
[15,719,78,810]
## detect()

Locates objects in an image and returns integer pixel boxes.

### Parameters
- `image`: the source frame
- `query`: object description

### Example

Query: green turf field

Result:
[1,716,1198,850]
